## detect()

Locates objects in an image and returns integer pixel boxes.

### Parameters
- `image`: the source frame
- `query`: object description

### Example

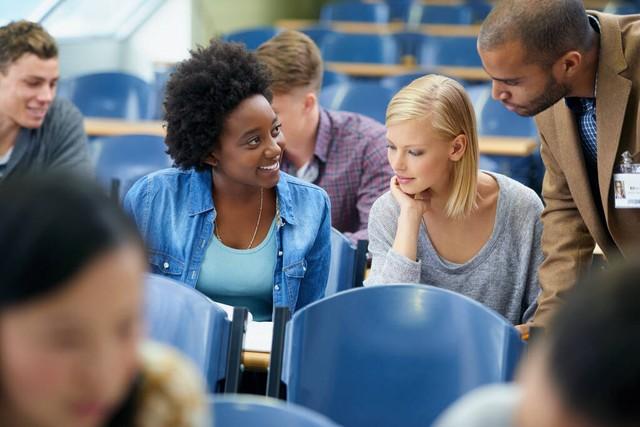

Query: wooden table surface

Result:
[326,62,490,81]
[85,118,536,157]
[85,118,166,137]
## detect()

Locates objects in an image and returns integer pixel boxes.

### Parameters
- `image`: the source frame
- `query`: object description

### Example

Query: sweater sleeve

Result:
[364,193,422,285]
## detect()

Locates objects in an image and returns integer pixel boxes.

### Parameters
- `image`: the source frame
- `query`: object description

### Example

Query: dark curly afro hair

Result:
[163,39,272,170]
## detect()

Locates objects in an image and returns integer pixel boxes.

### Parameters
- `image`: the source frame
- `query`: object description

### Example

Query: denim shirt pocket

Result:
[283,259,307,310]
[149,251,185,279]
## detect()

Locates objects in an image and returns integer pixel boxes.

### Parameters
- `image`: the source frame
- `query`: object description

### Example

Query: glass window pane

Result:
[0,0,49,25]
[42,0,158,39]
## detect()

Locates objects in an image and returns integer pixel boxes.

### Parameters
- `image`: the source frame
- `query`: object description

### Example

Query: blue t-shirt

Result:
[196,218,277,321]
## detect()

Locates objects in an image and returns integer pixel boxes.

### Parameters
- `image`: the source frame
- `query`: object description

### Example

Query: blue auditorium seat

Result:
[321,32,401,64]
[322,69,349,88]
[299,25,333,47]
[418,35,483,67]
[223,26,279,50]
[212,395,340,427]
[380,71,428,91]
[57,71,154,120]
[145,274,241,392]
[281,284,525,427]
[385,0,418,22]
[467,83,541,189]
[320,1,390,23]
[603,2,640,14]
[89,134,173,200]
[416,4,474,24]
[319,82,395,123]
[325,228,366,296]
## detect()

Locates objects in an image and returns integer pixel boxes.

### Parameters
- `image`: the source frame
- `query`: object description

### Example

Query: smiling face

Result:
[206,94,285,189]
[0,53,59,130]
[479,40,570,117]
[0,244,145,427]
[386,118,460,196]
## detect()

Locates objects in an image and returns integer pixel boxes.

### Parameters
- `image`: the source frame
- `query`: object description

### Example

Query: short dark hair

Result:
[0,20,58,73]
[546,262,640,427]
[0,174,143,308]
[164,40,272,171]
[478,0,592,66]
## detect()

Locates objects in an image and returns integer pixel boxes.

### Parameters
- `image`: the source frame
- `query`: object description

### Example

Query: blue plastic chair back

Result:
[322,69,350,88]
[463,82,491,112]
[380,71,427,92]
[478,97,538,137]
[392,31,424,59]
[462,82,538,187]
[319,82,394,123]
[604,3,640,14]
[212,395,340,427]
[89,134,173,200]
[282,284,525,427]
[417,4,474,24]
[325,228,357,297]
[300,25,333,47]
[467,1,493,22]
[152,64,175,120]
[467,83,537,137]
[320,1,390,23]
[145,274,231,392]
[418,35,482,67]
[57,72,154,120]
[385,0,418,22]
[321,32,401,64]
[223,27,279,50]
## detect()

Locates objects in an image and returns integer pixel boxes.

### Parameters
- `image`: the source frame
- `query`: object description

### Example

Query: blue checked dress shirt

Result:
[566,96,605,219]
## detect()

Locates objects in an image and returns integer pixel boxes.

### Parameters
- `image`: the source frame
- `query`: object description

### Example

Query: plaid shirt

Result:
[281,108,392,242]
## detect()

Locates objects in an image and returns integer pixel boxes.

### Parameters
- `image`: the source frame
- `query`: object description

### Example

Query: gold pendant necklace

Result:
[215,187,264,249]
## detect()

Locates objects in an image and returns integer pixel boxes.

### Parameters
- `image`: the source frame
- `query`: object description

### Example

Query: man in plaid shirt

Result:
[257,30,392,243]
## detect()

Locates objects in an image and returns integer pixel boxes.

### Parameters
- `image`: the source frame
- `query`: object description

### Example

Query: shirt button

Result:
[274,285,280,291]
[163,262,169,269]
[278,250,283,256]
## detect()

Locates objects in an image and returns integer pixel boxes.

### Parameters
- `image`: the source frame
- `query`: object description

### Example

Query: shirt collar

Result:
[187,167,297,225]
[313,107,333,163]
[565,96,595,114]
[188,168,215,216]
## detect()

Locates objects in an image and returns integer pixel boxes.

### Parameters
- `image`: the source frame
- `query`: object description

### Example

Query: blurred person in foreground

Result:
[0,174,208,427]
[435,261,640,427]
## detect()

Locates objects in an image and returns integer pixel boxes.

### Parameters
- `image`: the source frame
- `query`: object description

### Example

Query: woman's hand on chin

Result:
[390,176,430,220]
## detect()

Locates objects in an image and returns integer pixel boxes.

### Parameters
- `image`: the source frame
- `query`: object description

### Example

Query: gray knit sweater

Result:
[365,172,543,324]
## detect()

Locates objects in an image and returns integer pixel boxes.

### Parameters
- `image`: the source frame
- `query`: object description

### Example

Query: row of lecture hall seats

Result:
[317,0,640,24]
[82,79,541,194]
[59,33,484,121]
[147,273,525,427]
[225,28,482,65]
[322,1,490,25]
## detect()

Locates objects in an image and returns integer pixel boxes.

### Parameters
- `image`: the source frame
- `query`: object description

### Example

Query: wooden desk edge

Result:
[242,350,270,371]
[479,137,538,157]
[84,118,166,137]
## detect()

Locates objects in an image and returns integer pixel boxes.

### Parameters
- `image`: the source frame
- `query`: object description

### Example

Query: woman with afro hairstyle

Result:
[124,40,331,321]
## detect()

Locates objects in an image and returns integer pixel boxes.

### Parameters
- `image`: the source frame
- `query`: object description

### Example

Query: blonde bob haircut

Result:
[386,74,479,219]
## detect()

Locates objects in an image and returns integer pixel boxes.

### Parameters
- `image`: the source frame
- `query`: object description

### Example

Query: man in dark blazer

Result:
[477,0,640,331]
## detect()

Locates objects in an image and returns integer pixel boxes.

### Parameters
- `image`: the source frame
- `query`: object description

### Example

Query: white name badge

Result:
[613,173,640,208]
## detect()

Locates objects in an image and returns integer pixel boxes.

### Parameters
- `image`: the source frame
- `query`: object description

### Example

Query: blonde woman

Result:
[365,75,542,326]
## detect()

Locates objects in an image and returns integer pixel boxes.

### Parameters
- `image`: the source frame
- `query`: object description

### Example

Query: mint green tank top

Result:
[196,218,277,321]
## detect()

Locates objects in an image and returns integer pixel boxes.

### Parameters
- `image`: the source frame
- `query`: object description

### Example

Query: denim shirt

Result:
[124,168,331,314]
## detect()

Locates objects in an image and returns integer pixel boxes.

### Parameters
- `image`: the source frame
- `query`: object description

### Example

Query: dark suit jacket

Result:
[534,11,640,325]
